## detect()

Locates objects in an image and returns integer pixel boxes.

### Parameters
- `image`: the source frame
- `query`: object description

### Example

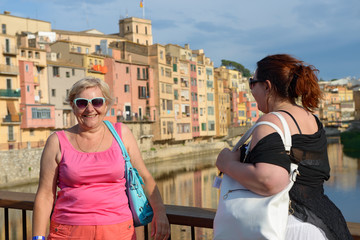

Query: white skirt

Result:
[285,215,328,240]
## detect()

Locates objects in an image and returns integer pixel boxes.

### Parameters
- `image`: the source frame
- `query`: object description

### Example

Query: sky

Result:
[2,0,360,81]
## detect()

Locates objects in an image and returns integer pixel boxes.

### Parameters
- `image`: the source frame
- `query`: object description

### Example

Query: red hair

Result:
[256,54,322,112]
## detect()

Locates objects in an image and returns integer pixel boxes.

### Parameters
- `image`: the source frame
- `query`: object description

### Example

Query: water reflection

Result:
[1,137,360,239]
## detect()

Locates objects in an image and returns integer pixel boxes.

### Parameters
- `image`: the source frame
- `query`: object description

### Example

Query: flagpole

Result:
[143,0,145,19]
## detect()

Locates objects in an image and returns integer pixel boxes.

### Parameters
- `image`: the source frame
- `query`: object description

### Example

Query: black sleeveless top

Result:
[244,112,352,240]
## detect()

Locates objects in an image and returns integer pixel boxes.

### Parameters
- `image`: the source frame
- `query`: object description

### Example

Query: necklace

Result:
[75,124,105,153]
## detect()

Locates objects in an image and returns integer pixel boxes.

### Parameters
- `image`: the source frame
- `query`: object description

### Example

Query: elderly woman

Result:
[32,77,170,240]
[216,54,351,239]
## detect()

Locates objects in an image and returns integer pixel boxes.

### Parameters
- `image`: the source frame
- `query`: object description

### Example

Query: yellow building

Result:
[50,40,106,80]
[213,67,229,136]
[0,12,51,150]
[149,43,175,141]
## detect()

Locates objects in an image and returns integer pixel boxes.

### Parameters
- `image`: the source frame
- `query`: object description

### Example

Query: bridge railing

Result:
[0,191,359,240]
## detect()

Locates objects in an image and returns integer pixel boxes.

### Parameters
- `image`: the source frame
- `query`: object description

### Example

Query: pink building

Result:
[104,56,154,122]
[246,100,260,124]
[190,61,199,137]
[19,60,55,128]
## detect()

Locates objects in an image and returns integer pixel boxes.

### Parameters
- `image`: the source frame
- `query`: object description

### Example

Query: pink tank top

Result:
[51,122,133,225]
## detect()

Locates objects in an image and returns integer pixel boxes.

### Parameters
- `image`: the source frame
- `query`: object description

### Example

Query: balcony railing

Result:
[2,46,17,55]
[2,114,21,123]
[0,89,20,98]
[0,191,359,240]
[0,64,19,75]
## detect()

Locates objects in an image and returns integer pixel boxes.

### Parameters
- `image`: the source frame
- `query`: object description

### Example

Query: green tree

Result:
[221,59,252,77]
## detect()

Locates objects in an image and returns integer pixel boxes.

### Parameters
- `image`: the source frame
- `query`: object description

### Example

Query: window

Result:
[5,57,10,65]
[160,50,164,59]
[145,26,148,35]
[208,121,215,131]
[165,68,171,77]
[173,64,177,72]
[77,47,81,53]
[208,106,214,115]
[27,85,30,92]
[207,93,214,101]
[251,103,257,107]
[138,86,147,99]
[2,24,6,34]
[53,67,59,77]
[124,84,130,92]
[111,108,115,116]
[25,64,29,72]
[32,108,51,119]
[126,67,129,73]
[72,69,75,76]
[8,126,14,141]
[137,68,141,79]
[35,52,40,59]
[174,90,179,100]
[136,25,138,33]
[201,123,206,131]
[21,50,25,57]
[86,48,89,54]
[28,51,33,58]
[30,129,34,136]
[162,99,173,111]
[174,78,178,84]
[66,72,70,78]
[165,84,172,94]
[251,111,257,118]
[142,68,147,79]
[51,89,56,97]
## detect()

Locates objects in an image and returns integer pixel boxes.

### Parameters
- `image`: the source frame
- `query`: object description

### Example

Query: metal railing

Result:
[0,89,21,98]
[0,191,359,240]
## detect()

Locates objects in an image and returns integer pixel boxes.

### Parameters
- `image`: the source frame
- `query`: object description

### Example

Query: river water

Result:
[1,136,359,239]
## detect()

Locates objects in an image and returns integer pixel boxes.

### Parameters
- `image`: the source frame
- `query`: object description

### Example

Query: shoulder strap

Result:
[270,112,292,152]
[278,110,302,134]
[104,120,130,162]
[232,112,292,153]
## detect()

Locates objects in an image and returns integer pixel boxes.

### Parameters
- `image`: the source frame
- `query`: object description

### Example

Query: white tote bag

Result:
[213,112,299,240]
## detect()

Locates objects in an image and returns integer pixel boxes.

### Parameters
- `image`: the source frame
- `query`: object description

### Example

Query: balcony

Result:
[2,45,17,56]
[21,105,55,129]
[0,89,20,98]
[2,114,21,124]
[0,64,19,75]
[0,191,359,240]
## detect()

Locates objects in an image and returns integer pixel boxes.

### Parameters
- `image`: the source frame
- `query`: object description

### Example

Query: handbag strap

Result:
[104,120,130,162]
[232,112,291,153]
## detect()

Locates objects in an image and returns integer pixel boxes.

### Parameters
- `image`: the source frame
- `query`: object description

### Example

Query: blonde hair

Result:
[66,77,115,107]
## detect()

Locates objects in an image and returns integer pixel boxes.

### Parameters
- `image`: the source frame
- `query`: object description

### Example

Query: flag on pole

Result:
[140,0,143,8]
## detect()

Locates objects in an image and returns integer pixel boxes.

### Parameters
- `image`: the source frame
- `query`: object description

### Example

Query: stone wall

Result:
[0,148,43,188]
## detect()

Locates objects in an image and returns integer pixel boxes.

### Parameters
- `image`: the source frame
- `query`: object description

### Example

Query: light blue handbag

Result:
[104,120,154,227]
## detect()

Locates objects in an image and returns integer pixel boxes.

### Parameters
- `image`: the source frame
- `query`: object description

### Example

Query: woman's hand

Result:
[216,148,241,174]
[151,210,170,240]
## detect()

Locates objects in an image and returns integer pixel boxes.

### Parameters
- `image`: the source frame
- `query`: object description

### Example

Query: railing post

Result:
[191,226,195,240]
[5,208,9,240]
[22,210,27,240]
